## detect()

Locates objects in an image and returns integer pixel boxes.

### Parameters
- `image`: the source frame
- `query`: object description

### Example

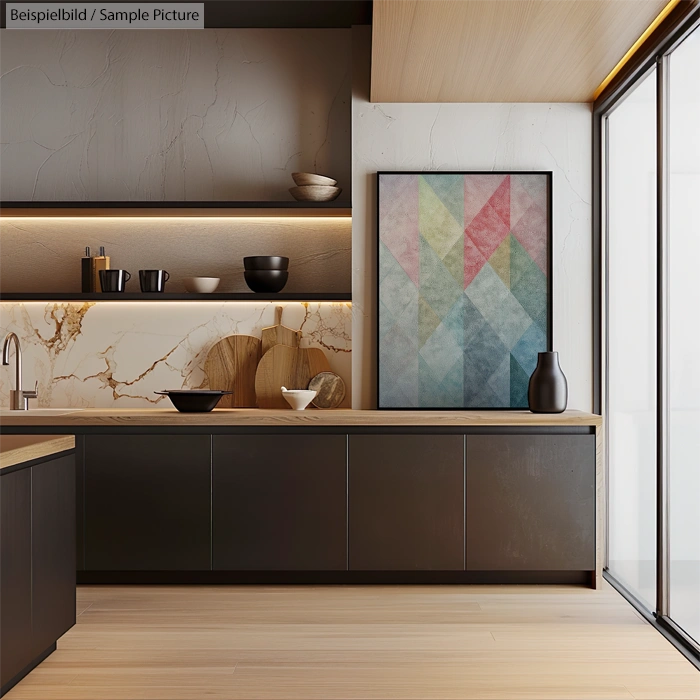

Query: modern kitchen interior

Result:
[0,1,699,698]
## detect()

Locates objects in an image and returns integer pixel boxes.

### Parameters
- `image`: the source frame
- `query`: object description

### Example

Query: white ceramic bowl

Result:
[183,277,220,293]
[281,387,317,411]
[291,172,338,187]
[289,185,342,202]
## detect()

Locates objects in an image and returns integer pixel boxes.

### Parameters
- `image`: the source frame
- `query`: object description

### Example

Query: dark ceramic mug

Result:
[99,269,131,293]
[139,269,170,293]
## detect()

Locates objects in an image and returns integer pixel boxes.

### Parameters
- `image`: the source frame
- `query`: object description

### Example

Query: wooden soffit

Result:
[371,0,677,102]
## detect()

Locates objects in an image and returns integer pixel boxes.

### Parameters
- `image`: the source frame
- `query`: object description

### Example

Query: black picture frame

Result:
[376,170,553,411]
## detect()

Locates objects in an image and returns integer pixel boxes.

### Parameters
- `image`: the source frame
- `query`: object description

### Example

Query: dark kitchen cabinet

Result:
[75,437,85,571]
[0,468,32,689]
[1,452,75,697]
[213,435,347,570]
[348,434,464,570]
[31,456,76,657]
[466,434,595,571]
[84,435,211,570]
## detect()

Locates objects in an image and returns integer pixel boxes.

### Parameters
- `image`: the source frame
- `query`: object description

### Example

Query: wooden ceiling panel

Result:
[371,0,675,102]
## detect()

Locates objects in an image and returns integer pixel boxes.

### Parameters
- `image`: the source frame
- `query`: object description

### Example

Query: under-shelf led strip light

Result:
[0,297,354,305]
[0,216,350,221]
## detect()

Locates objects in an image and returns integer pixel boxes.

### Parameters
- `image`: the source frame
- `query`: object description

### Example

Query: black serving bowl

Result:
[244,269,289,293]
[243,256,290,271]
[155,390,232,412]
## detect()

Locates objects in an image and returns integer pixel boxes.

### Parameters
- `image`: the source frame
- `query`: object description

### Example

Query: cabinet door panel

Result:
[32,455,76,656]
[466,434,595,570]
[76,436,85,571]
[213,435,347,570]
[0,469,32,688]
[85,435,211,570]
[349,435,464,571]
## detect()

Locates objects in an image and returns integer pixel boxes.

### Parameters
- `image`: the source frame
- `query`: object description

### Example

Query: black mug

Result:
[139,269,170,293]
[99,269,131,293]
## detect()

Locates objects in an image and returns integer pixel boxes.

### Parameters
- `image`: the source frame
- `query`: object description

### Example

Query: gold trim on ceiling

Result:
[592,0,682,100]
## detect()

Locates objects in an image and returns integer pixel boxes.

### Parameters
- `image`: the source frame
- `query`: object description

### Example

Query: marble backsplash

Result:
[0,302,352,408]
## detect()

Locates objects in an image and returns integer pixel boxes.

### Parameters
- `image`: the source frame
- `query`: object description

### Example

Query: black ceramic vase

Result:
[528,351,568,413]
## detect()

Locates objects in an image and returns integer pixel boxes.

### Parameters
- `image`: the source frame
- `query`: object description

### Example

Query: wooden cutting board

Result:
[308,371,346,409]
[261,306,301,355]
[255,345,330,409]
[204,335,262,408]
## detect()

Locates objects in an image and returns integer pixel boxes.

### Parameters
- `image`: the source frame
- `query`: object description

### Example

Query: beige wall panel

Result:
[0,29,351,200]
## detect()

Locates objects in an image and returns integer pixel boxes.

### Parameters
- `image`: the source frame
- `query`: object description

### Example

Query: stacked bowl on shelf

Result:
[244,256,289,293]
[289,172,342,202]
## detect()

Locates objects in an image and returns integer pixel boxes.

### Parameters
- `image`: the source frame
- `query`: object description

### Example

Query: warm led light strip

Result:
[592,0,681,100]
[0,216,350,222]
[0,300,351,305]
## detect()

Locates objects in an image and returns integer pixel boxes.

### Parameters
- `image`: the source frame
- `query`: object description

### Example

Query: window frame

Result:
[594,3,700,667]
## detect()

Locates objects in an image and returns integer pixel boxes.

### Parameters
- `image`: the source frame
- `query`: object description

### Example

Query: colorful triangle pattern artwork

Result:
[378,172,550,408]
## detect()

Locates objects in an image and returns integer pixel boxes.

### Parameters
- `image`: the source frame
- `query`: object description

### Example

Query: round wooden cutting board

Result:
[308,371,346,409]
[204,335,262,408]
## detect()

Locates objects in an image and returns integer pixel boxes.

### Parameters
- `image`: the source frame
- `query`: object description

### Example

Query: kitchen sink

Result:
[0,408,84,416]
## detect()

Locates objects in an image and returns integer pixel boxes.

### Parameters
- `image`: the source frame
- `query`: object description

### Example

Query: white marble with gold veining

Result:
[0,302,351,408]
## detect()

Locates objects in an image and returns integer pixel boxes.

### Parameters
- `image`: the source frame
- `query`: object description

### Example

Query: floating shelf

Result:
[0,201,352,218]
[0,293,351,302]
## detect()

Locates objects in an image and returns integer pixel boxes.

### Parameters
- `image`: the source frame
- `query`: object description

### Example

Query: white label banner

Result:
[5,3,204,28]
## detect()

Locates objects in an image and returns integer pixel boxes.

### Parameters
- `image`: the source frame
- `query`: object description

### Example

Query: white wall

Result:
[351,27,592,410]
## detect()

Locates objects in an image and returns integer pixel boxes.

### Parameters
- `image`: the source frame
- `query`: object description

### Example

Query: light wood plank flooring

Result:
[6,582,699,699]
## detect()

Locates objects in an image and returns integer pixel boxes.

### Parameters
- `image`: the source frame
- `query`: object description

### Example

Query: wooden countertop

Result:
[0,408,601,428]
[0,434,76,470]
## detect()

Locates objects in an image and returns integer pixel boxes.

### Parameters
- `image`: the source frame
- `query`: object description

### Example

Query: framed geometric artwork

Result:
[377,171,552,409]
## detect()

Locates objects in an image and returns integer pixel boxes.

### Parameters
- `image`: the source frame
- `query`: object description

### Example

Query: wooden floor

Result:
[6,582,699,700]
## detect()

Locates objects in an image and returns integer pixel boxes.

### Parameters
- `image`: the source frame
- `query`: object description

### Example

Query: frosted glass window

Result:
[669,25,700,645]
[607,70,657,611]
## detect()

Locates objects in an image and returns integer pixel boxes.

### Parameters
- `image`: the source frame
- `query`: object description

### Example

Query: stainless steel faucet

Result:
[2,333,38,410]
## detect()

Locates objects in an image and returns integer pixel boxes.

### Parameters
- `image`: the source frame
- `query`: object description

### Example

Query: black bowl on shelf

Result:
[155,390,232,412]
[244,269,289,293]
[243,256,289,271]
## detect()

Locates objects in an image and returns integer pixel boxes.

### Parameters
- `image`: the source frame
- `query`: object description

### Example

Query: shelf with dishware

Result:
[0,255,350,302]
[0,175,351,299]
[0,175,348,219]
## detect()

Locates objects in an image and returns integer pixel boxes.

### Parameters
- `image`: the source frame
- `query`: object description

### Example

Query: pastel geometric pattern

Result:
[378,172,550,408]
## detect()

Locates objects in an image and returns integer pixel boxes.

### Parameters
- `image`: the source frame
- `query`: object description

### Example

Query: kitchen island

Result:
[0,409,603,589]
[0,435,76,698]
